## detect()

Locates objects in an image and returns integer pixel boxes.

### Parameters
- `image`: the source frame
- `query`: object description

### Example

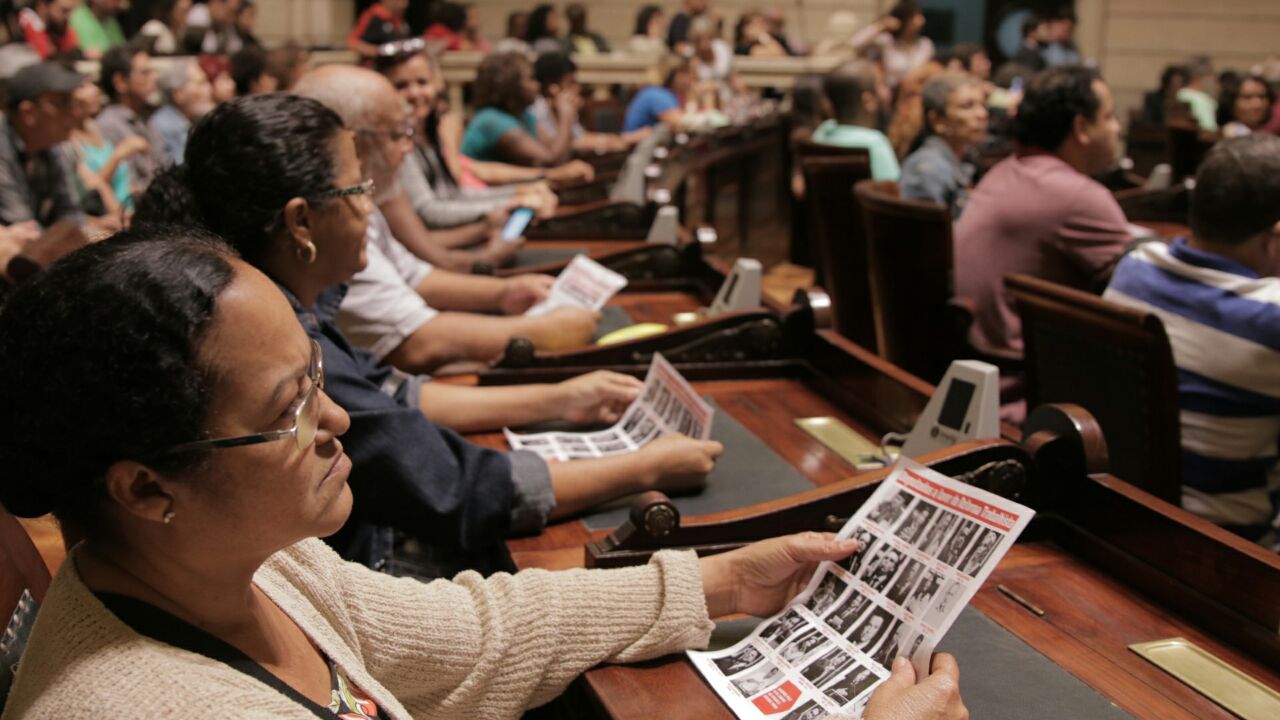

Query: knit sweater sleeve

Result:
[282,539,714,720]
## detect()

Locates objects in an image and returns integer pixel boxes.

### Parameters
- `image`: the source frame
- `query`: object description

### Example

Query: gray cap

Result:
[7,61,84,106]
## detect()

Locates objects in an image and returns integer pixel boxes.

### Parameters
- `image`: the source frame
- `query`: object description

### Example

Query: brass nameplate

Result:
[794,417,884,467]
[1129,637,1280,720]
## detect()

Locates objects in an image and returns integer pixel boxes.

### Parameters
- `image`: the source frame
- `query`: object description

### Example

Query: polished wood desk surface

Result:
[458,367,1280,719]
[571,539,1280,720]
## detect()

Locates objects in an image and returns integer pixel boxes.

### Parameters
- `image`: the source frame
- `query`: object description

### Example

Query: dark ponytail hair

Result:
[0,228,238,537]
[134,94,346,266]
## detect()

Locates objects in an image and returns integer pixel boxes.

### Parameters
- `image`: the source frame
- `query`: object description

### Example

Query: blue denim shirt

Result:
[900,135,975,218]
[280,281,554,577]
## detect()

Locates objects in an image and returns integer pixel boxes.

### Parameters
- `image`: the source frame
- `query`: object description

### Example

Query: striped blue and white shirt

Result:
[1104,238,1280,539]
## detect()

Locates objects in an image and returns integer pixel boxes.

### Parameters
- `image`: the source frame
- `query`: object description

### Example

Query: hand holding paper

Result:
[525,254,628,316]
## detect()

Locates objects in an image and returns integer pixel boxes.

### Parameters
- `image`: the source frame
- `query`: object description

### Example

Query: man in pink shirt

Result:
[955,66,1127,358]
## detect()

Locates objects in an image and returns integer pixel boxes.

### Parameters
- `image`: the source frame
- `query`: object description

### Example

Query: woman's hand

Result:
[547,159,595,184]
[557,370,644,424]
[636,434,723,494]
[864,655,968,720]
[498,274,555,315]
[698,532,859,618]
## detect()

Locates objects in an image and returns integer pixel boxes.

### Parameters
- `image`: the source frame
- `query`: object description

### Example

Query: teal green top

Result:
[1176,87,1219,133]
[69,6,125,53]
[811,120,901,181]
[461,107,538,162]
[78,138,133,211]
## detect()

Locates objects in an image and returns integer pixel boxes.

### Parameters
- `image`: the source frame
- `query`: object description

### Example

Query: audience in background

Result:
[348,0,409,60]
[0,62,83,227]
[1178,57,1219,132]
[69,0,126,58]
[942,43,991,83]
[526,3,563,55]
[17,0,79,60]
[494,10,532,54]
[687,14,734,102]
[96,47,168,190]
[229,45,276,96]
[68,77,138,218]
[900,72,986,216]
[734,10,786,58]
[624,55,694,132]
[233,0,261,49]
[629,4,668,57]
[378,45,554,231]
[1105,135,1280,547]
[533,52,641,154]
[1143,64,1189,127]
[1042,6,1080,67]
[136,0,192,55]
[149,57,214,163]
[667,0,709,54]
[812,60,899,180]
[1011,15,1048,73]
[424,2,488,53]
[564,3,609,56]
[183,0,242,55]
[956,66,1126,364]
[462,51,575,166]
[850,0,934,90]
[886,59,943,159]
[1218,74,1275,137]
[265,43,312,91]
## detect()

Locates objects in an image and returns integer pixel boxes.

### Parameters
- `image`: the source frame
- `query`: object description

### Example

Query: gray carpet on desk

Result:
[511,247,585,268]
[707,608,1131,719]
[581,398,815,530]
[593,305,634,341]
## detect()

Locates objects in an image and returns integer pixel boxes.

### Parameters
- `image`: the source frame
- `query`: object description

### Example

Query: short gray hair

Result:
[921,72,980,123]
[291,65,383,129]
[157,59,195,102]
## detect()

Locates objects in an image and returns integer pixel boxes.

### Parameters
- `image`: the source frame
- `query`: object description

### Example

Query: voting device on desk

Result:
[609,126,669,205]
[709,258,762,314]
[900,360,1001,456]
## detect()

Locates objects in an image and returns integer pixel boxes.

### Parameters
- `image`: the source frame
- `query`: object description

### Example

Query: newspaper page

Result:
[688,459,1034,720]
[504,353,713,461]
[525,254,628,316]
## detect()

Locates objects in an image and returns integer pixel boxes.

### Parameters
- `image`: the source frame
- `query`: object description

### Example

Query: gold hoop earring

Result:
[295,241,317,265]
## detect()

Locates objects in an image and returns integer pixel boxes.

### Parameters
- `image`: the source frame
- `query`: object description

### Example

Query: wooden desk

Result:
[482,399,1280,719]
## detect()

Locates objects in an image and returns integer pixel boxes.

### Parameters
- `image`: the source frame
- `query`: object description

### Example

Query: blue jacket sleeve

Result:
[316,328,516,553]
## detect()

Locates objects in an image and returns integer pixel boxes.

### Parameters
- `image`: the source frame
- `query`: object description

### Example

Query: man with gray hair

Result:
[900,72,987,216]
[292,64,598,373]
[148,59,214,165]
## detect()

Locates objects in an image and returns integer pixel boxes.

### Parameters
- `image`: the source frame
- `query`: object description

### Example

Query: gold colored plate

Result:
[1129,637,1280,720]
[794,417,884,467]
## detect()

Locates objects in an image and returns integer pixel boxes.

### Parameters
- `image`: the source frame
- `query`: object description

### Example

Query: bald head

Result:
[293,64,412,193]
[292,64,400,129]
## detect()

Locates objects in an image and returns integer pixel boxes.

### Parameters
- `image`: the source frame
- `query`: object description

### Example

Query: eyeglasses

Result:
[311,178,376,201]
[161,340,325,455]
[356,123,415,143]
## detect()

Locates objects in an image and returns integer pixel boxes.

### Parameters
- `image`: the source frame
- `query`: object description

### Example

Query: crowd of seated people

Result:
[1,2,1279,717]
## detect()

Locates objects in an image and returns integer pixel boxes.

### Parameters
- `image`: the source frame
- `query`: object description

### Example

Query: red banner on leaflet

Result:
[751,682,801,715]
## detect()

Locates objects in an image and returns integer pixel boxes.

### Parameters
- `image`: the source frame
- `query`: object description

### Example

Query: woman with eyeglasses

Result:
[0,231,966,719]
[133,94,726,580]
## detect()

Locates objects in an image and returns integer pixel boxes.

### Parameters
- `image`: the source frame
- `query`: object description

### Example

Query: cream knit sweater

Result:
[2,539,715,719]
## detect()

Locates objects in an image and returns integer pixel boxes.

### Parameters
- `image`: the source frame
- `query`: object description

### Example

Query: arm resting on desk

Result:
[308,539,714,718]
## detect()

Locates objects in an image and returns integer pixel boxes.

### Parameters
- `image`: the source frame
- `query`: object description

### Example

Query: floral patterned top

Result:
[328,660,383,719]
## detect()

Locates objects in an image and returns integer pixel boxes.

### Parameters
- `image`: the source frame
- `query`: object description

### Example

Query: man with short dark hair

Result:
[1011,14,1048,72]
[17,0,79,60]
[956,66,1127,359]
[96,46,168,191]
[531,52,637,154]
[811,60,899,180]
[0,61,83,227]
[1105,135,1280,547]
[1042,6,1081,67]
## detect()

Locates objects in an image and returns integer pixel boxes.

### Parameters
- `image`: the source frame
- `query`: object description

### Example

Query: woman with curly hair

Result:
[461,51,577,166]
